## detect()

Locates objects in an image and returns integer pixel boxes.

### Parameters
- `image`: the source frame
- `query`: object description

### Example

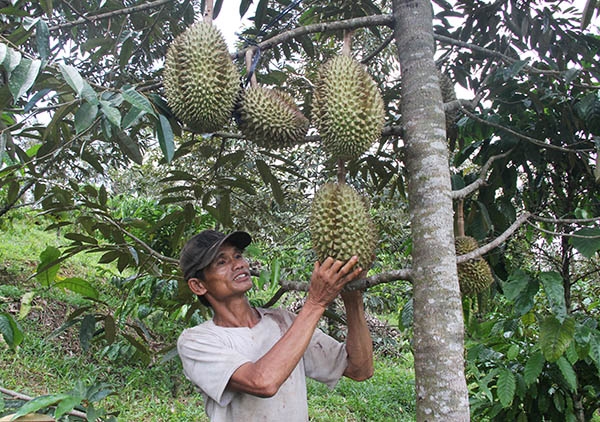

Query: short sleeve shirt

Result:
[177,307,348,422]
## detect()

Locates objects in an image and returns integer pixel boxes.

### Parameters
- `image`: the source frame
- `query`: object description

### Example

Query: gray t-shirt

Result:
[177,307,348,421]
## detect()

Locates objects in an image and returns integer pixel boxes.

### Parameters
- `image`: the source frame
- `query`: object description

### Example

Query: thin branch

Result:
[452,147,516,199]
[461,108,592,153]
[102,215,178,264]
[361,32,394,64]
[0,387,88,419]
[48,0,175,31]
[530,214,600,225]
[527,220,600,239]
[434,34,564,76]
[457,212,531,263]
[232,14,394,60]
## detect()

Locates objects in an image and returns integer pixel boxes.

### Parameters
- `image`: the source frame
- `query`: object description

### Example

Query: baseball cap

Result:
[179,229,252,281]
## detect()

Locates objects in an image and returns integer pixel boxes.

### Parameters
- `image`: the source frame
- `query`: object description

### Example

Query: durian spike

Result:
[245,48,258,87]
[203,0,214,24]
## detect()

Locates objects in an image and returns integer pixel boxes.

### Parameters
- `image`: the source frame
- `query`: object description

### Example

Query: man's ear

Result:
[188,277,207,296]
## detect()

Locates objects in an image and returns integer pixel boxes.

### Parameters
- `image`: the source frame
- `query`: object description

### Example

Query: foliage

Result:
[465,268,600,421]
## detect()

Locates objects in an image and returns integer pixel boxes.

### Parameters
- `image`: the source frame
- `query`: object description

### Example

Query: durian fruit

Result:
[238,86,309,149]
[163,21,239,133]
[455,236,494,296]
[438,69,459,147]
[310,183,377,270]
[312,55,385,161]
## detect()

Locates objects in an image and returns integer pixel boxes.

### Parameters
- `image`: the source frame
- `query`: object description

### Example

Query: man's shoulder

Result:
[177,319,216,344]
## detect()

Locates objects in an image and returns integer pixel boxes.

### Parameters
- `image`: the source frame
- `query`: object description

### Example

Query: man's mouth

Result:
[233,272,249,281]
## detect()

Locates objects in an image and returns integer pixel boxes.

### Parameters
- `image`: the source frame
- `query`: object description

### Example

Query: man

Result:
[177,229,374,421]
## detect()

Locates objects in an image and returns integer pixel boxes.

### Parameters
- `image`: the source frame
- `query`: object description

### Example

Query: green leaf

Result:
[122,87,155,116]
[556,356,577,392]
[523,350,544,386]
[8,57,41,102]
[35,19,50,62]
[256,159,284,205]
[115,130,143,164]
[122,106,145,129]
[54,394,83,420]
[55,277,99,299]
[3,46,22,76]
[497,368,516,407]
[502,269,529,301]
[570,228,600,258]
[0,312,24,349]
[18,291,35,320]
[100,100,121,128]
[74,102,98,133]
[36,246,61,286]
[157,114,174,163]
[12,393,71,419]
[79,314,96,352]
[64,232,98,245]
[540,316,575,362]
[59,63,84,95]
[539,271,567,320]
[589,333,600,373]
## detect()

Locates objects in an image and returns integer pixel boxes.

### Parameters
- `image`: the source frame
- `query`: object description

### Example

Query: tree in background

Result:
[1,0,599,419]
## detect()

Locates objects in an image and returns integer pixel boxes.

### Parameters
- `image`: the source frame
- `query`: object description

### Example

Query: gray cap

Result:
[179,230,252,281]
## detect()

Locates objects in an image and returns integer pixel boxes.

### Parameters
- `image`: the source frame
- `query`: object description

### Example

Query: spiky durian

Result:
[163,21,239,133]
[312,55,385,161]
[238,86,309,149]
[310,183,377,270]
[455,236,494,296]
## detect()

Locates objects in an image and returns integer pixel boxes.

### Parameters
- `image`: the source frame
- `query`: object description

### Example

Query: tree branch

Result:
[461,108,593,153]
[434,34,564,76]
[48,0,175,31]
[452,147,516,199]
[232,14,395,60]
[457,212,531,263]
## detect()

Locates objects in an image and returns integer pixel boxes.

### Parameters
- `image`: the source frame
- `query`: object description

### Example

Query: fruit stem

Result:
[337,159,346,184]
[203,0,213,24]
[456,198,465,237]
[245,48,258,87]
[341,30,354,56]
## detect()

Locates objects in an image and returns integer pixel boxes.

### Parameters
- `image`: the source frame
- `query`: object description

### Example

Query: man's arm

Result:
[226,256,362,398]
[341,290,374,381]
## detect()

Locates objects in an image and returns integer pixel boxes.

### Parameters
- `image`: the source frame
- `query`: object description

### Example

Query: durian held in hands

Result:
[455,236,494,296]
[310,182,378,271]
[238,85,309,149]
[312,55,385,161]
[163,21,240,133]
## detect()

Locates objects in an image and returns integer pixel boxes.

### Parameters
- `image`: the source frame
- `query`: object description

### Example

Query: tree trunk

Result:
[391,0,470,419]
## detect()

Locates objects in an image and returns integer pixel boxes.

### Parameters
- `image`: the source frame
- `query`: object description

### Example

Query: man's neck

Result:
[212,298,261,328]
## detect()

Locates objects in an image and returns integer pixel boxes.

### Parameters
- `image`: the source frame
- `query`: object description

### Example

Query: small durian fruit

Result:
[455,236,494,296]
[238,86,309,149]
[312,55,385,161]
[310,183,377,270]
[163,21,240,133]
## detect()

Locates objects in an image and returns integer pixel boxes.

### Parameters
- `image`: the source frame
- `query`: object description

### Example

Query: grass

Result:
[0,210,416,420]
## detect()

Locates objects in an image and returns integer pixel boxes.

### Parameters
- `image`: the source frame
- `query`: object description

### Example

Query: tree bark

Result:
[392,0,470,419]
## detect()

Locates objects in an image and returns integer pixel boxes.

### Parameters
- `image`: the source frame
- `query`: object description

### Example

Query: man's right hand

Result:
[306,256,362,308]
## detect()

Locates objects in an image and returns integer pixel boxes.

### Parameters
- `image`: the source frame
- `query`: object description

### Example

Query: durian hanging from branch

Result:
[237,48,309,149]
[311,29,385,162]
[162,0,240,134]
[454,199,494,296]
[310,182,378,270]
